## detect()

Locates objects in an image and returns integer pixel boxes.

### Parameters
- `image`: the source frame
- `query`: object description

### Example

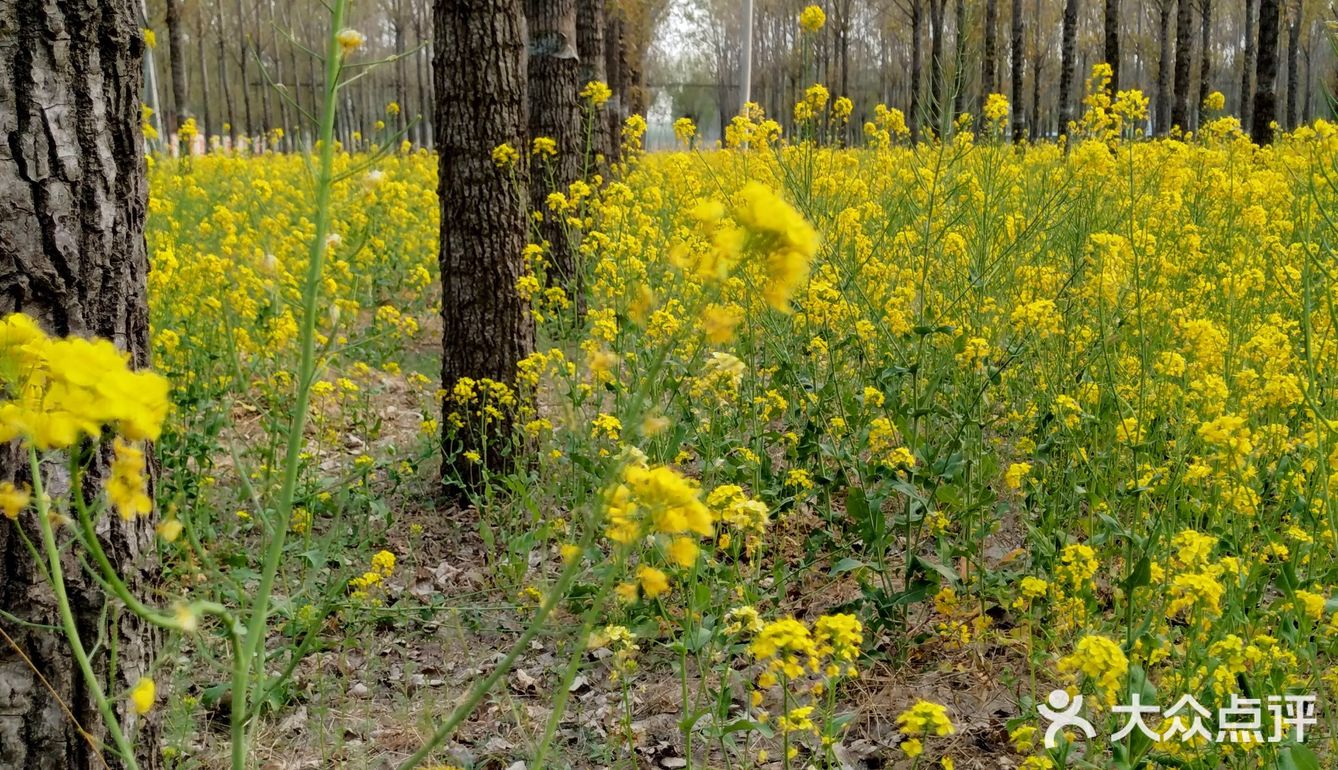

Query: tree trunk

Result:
[197,9,213,141]
[164,0,188,135]
[577,0,611,163]
[1285,0,1300,128]
[953,0,968,119]
[525,0,581,287]
[1196,0,1212,126]
[415,4,434,147]
[1172,0,1195,129]
[604,6,626,158]
[1058,0,1078,133]
[218,6,235,141]
[1103,0,1120,90]
[394,1,410,136]
[929,0,946,132]
[1251,0,1279,141]
[910,0,923,140]
[282,0,304,146]
[253,1,270,142]
[1240,0,1257,125]
[434,0,535,490]
[0,1,160,768]
[234,0,253,142]
[304,18,320,147]
[838,0,850,98]
[268,0,290,149]
[1011,0,1025,140]
[983,0,999,106]
[1155,0,1173,133]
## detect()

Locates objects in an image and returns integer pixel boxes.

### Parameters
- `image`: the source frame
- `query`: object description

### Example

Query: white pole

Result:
[739,0,753,115]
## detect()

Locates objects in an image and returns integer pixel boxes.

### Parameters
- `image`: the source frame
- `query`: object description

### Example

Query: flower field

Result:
[121,92,1338,768]
[5,50,1338,766]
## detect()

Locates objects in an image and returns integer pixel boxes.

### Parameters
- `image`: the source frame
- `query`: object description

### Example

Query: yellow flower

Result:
[896,700,954,737]
[983,93,1010,124]
[1058,635,1128,703]
[491,143,519,168]
[107,440,153,520]
[731,183,819,312]
[0,314,170,450]
[371,549,396,577]
[156,519,183,542]
[667,536,700,567]
[1004,462,1032,490]
[1010,724,1038,752]
[799,4,826,32]
[673,117,697,145]
[777,705,814,734]
[335,28,366,54]
[130,676,156,715]
[0,481,30,520]
[900,738,923,758]
[1295,590,1326,621]
[636,564,669,598]
[580,80,613,107]
[532,136,557,157]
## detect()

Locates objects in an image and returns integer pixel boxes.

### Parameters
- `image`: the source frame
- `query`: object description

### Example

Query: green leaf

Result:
[830,557,867,576]
[913,555,958,586]
[719,718,767,735]
[1123,554,1152,592]
[1280,745,1320,770]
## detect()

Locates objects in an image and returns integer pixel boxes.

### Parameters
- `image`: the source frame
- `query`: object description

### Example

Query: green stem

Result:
[29,447,140,770]
[231,2,347,768]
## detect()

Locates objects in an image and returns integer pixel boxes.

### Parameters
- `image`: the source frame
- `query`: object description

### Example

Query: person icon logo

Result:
[1038,689,1097,748]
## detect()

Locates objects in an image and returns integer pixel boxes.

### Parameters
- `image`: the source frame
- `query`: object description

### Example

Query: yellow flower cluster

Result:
[798,4,826,32]
[349,549,396,598]
[1058,634,1128,704]
[0,314,169,451]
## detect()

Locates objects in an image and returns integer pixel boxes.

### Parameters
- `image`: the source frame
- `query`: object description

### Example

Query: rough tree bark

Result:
[217,6,235,138]
[982,0,999,107]
[928,0,946,131]
[1155,0,1173,133]
[0,1,160,768]
[1104,0,1120,90]
[253,2,271,140]
[1285,0,1300,128]
[164,0,187,136]
[953,0,968,119]
[1031,0,1043,138]
[282,0,303,145]
[234,0,253,140]
[1240,0,1257,125]
[1251,0,1280,141]
[197,9,213,140]
[1172,0,1195,129]
[1058,0,1079,133]
[1196,0,1212,126]
[577,0,612,163]
[435,0,535,489]
[605,5,626,159]
[910,0,924,140]
[415,4,434,147]
[526,0,581,289]
[1010,0,1025,140]
[394,0,410,136]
